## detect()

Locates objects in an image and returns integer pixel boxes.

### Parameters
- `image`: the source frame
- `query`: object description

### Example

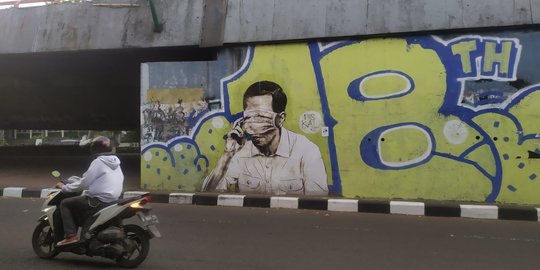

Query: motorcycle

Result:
[31,171,161,268]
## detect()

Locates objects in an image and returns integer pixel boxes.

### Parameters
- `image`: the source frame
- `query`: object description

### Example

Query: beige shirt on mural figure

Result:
[216,127,328,195]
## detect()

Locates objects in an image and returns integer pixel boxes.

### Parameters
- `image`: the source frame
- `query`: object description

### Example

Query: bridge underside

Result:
[0,46,216,130]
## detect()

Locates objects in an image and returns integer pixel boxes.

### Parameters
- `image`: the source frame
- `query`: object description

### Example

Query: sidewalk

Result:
[2,186,539,222]
[2,155,539,222]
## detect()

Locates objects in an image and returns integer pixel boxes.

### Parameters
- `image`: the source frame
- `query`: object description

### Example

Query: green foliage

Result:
[32,134,49,143]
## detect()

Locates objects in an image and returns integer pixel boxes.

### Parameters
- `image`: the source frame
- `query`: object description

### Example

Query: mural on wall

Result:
[141,31,540,204]
[141,88,210,144]
[201,81,329,196]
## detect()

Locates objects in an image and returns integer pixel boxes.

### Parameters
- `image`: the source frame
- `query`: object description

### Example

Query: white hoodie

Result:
[62,155,124,203]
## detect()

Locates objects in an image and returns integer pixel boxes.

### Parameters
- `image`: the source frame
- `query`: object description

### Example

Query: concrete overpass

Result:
[0,0,539,130]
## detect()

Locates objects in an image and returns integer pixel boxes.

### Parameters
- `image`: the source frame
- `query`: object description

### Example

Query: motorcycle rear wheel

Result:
[32,220,60,259]
[116,224,150,268]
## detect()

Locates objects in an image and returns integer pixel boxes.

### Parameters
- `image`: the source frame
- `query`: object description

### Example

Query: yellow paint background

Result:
[147,88,204,103]
[320,39,491,201]
[141,116,230,191]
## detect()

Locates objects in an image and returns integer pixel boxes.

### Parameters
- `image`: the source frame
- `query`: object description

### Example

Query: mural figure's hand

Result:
[224,118,245,154]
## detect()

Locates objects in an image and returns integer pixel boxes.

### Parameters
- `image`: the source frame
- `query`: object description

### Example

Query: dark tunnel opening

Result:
[0,46,217,130]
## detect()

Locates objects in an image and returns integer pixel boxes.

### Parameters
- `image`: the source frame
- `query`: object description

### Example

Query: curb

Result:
[2,187,539,222]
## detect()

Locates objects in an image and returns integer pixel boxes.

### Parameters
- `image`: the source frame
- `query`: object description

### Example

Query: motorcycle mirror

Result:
[51,170,61,178]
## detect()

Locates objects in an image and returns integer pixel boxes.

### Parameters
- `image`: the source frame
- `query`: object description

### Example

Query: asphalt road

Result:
[2,197,540,270]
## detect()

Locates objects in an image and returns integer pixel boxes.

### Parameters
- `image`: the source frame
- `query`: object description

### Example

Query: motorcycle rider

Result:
[55,136,124,246]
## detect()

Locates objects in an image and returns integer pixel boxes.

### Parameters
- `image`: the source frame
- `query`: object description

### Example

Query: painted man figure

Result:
[202,81,328,195]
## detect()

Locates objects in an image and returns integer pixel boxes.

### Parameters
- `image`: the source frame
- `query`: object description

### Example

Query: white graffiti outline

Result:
[433,35,523,112]
[378,125,433,168]
[432,35,522,82]
[358,71,413,99]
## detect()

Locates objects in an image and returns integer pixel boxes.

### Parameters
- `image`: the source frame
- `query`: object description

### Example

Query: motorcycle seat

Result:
[92,193,150,217]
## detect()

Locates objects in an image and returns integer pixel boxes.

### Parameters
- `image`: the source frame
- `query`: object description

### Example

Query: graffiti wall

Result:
[141,30,540,205]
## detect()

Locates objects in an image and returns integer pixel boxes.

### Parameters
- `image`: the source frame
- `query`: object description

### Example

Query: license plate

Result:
[147,224,161,238]
[137,212,159,226]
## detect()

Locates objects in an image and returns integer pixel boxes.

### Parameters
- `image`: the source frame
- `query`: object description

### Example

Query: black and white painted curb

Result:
[2,187,539,222]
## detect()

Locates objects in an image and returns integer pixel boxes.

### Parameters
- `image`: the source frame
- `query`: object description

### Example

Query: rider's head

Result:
[90,136,113,155]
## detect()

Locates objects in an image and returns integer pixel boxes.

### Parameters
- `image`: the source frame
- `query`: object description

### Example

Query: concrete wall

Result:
[140,28,540,205]
[0,0,203,53]
[1,0,540,53]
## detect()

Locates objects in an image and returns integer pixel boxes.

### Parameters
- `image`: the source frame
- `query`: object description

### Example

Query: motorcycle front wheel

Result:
[32,220,60,259]
[116,224,150,268]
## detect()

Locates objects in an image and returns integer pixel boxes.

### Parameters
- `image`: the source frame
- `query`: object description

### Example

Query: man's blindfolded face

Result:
[243,109,278,135]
